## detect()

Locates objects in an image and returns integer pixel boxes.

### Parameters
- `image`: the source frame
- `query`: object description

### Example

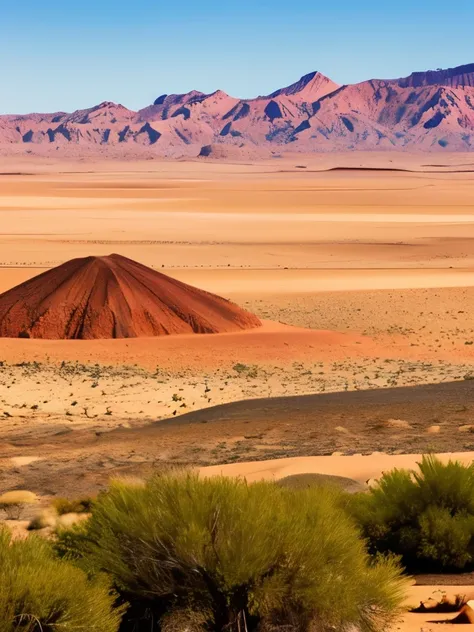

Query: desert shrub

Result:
[0,491,37,520]
[52,496,94,516]
[349,455,474,571]
[57,471,408,632]
[0,527,122,632]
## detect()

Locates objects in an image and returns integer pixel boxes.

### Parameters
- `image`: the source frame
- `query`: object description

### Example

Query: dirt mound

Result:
[0,254,261,339]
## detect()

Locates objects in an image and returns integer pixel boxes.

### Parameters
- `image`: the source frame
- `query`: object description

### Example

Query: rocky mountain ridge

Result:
[2,63,474,155]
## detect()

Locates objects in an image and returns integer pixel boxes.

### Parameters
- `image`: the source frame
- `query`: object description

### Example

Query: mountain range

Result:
[2,63,474,157]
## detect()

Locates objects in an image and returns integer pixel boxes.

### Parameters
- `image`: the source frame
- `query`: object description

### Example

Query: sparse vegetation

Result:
[0,491,37,520]
[233,362,249,374]
[232,363,258,378]
[57,471,407,632]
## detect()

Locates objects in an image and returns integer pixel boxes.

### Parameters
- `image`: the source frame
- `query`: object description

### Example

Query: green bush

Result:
[0,527,122,632]
[349,455,474,571]
[52,496,94,516]
[58,471,408,632]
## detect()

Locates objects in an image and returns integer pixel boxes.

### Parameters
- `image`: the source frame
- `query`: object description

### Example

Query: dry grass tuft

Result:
[0,490,37,520]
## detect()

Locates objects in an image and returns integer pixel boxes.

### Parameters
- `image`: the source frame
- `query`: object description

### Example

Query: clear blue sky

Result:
[2,0,473,114]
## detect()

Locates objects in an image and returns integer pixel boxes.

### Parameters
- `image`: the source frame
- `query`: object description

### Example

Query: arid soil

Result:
[2,381,474,498]
[1,155,474,481]
[2,156,474,631]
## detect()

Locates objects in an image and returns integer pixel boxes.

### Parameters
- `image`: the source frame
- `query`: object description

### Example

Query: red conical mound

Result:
[0,254,262,339]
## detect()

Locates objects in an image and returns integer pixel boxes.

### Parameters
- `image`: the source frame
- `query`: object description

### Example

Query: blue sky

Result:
[2,0,473,114]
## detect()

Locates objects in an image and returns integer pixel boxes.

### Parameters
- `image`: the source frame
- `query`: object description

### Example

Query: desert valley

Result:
[3,62,474,632]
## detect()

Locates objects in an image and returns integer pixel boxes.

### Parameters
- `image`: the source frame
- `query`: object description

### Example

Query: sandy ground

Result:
[2,155,474,630]
[2,379,474,497]
[402,586,474,631]
[1,154,474,464]
[200,452,474,484]
[2,154,474,274]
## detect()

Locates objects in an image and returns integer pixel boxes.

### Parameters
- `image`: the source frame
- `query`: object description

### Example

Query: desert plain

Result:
[2,152,474,630]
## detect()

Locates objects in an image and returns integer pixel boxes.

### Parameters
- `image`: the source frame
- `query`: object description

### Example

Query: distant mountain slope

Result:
[395,63,474,88]
[1,63,474,155]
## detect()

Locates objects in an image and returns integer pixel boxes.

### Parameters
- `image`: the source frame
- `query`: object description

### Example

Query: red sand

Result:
[0,254,261,339]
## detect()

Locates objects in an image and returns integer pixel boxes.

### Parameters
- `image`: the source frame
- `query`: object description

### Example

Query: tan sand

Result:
[2,155,474,632]
[200,452,474,483]
[1,155,474,451]
[403,586,474,630]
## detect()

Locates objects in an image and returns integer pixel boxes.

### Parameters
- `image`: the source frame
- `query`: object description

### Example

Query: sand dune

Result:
[201,452,474,484]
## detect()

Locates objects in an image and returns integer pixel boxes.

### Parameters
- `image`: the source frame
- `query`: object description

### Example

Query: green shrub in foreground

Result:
[58,472,408,632]
[349,455,474,571]
[0,527,122,632]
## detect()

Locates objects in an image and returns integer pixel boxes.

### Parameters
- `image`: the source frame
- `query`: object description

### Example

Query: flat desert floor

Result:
[2,153,474,629]
[1,153,474,437]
